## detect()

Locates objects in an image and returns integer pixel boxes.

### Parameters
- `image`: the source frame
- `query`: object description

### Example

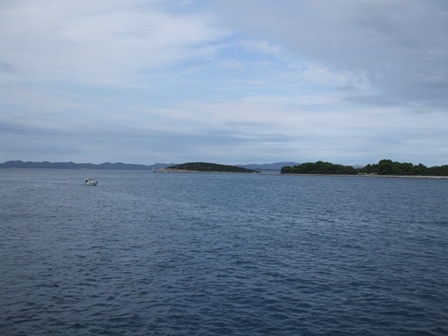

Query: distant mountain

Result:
[238,162,299,171]
[0,160,173,170]
[0,160,299,171]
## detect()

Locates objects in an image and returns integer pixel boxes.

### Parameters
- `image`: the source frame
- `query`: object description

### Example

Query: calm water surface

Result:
[1,169,448,335]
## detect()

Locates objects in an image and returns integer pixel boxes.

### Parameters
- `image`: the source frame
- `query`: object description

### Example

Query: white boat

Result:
[85,178,98,186]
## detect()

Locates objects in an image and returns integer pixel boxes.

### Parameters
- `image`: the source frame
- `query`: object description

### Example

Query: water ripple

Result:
[1,171,447,335]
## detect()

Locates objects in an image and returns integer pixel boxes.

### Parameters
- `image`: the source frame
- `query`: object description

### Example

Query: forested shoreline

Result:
[2,159,447,176]
[281,160,448,176]
[166,162,257,173]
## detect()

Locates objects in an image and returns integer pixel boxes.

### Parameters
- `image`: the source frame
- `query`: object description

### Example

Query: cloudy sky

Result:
[1,0,448,165]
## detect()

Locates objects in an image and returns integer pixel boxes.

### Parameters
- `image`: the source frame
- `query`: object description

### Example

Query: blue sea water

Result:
[1,169,448,335]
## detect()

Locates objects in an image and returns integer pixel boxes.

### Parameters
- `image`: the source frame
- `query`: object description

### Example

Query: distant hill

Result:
[0,160,297,172]
[0,160,298,172]
[167,162,258,173]
[0,160,173,170]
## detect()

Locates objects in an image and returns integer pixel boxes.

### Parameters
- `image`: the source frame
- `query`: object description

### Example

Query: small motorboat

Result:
[85,178,98,186]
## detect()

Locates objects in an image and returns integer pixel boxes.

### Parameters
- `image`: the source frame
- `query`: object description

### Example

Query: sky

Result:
[1,0,448,166]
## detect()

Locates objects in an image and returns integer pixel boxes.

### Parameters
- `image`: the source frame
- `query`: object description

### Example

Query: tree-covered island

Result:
[281,161,358,175]
[281,159,448,176]
[165,162,258,173]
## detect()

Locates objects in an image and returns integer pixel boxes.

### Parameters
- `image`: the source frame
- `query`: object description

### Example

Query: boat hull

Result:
[84,179,98,186]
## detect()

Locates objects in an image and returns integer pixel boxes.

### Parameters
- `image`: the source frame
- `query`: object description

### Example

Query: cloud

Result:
[1,0,448,166]
[0,0,225,86]
[210,0,448,108]
[0,62,17,74]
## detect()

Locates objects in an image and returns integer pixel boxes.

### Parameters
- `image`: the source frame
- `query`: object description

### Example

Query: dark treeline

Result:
[281,159,448,176]
[168,162,257,173]
[281,161,358,175]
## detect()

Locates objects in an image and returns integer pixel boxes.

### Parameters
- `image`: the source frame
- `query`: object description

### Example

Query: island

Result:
[281,160,448,176]
[2,159,447,176]
[281,161,358,175]
[162,162,259,173]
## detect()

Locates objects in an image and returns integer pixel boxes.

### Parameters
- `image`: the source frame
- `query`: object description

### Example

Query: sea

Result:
[1,169,447,336]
